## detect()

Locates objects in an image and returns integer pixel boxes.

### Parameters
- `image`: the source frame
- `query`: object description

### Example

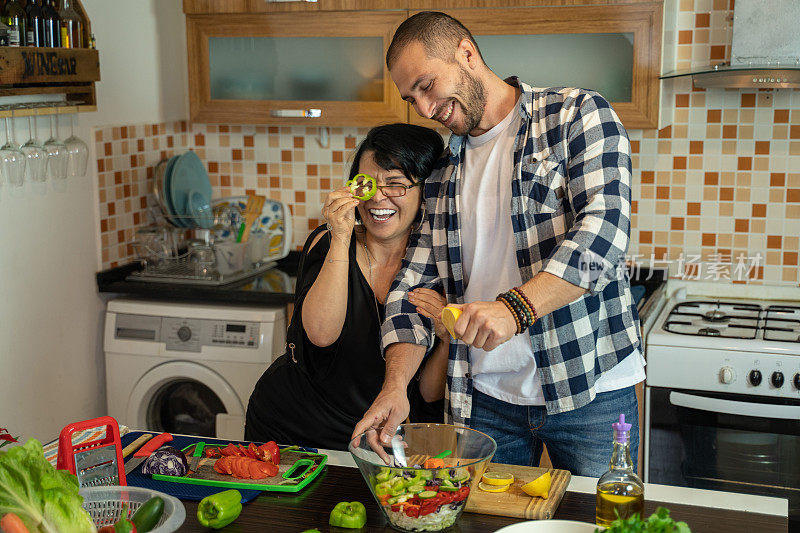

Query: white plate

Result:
[493,520,600,533]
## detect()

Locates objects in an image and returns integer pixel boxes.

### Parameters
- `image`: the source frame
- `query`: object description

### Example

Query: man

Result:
[353,12,644,475]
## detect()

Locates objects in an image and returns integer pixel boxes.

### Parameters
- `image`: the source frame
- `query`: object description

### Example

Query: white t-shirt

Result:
[460,99,645,405]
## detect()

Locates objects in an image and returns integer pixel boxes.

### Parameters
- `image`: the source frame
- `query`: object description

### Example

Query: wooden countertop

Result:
[176,465,788,532]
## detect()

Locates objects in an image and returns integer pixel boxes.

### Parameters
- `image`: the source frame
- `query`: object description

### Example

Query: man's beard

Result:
[449,64,486,136]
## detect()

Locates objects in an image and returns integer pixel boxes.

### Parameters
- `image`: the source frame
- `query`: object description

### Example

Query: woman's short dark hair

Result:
[348,123,444,184]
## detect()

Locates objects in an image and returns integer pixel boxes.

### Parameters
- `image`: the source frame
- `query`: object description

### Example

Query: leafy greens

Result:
[0,439,96,533]
[598,507,691,533]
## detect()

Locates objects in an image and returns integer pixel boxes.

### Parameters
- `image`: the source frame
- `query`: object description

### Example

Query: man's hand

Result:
[351,385,410,462]
[450,300,517,351]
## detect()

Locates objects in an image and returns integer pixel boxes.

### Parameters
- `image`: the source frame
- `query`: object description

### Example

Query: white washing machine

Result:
[104,298,286,441]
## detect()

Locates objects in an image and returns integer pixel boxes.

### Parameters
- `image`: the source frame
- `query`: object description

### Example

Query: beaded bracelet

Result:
[506,290,534,327]
[496,295,521,334]
[513,287,538,322]
[509,288,535,325]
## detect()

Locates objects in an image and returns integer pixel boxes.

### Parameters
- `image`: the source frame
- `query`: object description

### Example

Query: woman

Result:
[245,123,447,450]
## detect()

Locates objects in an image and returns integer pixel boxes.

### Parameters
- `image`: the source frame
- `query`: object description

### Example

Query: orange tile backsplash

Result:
[95,2,800,287]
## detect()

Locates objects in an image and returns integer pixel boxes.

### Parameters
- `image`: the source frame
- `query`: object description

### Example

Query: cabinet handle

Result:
[266,0,317,3]
[270,109,322,118]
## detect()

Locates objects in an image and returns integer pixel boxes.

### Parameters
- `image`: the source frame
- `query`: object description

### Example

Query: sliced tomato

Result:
[403,503,420,518]
[453,486,470,502]
[213,456,228,474]
[256,441,280,465]
[419,500,438,516]
[238,444,256,459]
[263,460,279,477]
[204,447,221,458]
[248,460,269,479]
[221,444,244,457]
[232,457,251,479]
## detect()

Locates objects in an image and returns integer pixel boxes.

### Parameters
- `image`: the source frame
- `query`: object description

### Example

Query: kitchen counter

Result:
[171,448,787,532]
[174,464,787,532]
[95,252,300,306]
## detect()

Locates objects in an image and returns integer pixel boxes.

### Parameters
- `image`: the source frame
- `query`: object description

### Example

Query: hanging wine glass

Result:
[43,113,67,180]
[64,107,88,177]
[20,107,47,183]
[0,108,26,187]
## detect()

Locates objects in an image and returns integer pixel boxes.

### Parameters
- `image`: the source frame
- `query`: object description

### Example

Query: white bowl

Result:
[493,520,600,533]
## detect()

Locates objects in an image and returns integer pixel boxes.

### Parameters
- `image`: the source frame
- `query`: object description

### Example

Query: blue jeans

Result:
[470,386,639,476]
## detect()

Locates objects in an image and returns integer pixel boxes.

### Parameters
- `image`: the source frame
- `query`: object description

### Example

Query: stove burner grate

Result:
[703,309,730,322]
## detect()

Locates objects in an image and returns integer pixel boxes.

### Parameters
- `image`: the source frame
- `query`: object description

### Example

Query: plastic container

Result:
[349,423,496,533]
[80,485,186,533]
[213,241,249,275]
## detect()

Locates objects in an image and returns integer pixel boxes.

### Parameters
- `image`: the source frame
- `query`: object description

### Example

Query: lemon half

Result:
[481,472,515,486]
[521,471,551,499]
[441,306,462,338]
[478,481,510,493]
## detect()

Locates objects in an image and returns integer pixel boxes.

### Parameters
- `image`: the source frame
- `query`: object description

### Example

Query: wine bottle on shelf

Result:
[43,0,59,47]
[2,0,28,46]
[58,0,81,48]
[26,0,46,47]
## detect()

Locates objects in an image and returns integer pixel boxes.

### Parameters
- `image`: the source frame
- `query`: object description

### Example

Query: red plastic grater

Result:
[56,415,127,487]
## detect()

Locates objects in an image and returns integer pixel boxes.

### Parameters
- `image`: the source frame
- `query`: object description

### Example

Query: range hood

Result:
[660,0,800,89]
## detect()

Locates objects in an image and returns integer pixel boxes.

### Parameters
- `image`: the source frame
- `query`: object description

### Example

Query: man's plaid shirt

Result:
[381,78,643,426]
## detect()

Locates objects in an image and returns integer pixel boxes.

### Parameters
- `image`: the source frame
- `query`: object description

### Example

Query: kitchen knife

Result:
[124,432,173,475]
[189,441,205,472]
[120,434,153,459]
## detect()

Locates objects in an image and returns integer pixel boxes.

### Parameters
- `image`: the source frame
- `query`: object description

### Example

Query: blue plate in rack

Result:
[170,151,212,228]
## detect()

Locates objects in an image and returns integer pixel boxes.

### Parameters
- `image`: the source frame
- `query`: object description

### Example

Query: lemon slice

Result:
[521,471,551,499]
[441,306,462,338]
[481,472,515,486]
[478,481,510,493]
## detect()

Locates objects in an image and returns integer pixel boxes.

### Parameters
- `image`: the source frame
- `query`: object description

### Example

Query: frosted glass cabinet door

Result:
[208,37,385,102]
[408,4,662,130]
[187,11,407,125]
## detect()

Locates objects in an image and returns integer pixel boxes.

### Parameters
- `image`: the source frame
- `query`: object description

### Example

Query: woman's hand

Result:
[321,187,360,244]
[409,288,449,340]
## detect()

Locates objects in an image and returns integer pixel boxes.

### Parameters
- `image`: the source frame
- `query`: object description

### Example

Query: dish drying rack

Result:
[127,205,277,286]
[127,244,276,286]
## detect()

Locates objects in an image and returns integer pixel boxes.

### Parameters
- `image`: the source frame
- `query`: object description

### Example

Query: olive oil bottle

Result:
[595,414,644,527]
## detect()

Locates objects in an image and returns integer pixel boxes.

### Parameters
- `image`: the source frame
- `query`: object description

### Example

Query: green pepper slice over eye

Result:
[346,173,377,201]
[329,501,367,529]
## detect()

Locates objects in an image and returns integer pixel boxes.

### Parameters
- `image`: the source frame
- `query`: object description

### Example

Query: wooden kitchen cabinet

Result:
[408,3,662,129]
[184,1,660,128]
[183,0,319,13]
[186,10,407,125]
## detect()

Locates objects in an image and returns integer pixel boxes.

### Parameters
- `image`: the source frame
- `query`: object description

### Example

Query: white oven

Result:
[644,290,800,529]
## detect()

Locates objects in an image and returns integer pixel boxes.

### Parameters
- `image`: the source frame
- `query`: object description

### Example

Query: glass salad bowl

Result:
[349,423,496,532]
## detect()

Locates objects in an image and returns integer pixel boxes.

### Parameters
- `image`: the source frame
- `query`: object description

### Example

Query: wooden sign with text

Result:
[0,47,99,85]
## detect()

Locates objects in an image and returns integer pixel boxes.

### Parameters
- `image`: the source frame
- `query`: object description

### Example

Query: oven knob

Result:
[771,371,784,388]
[794,373,800,390]
[748,370,762,386]
[719,367,734,384]
[177,326,192,342]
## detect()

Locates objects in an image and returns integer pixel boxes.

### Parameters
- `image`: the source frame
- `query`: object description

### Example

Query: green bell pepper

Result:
[346,173,377,201]
[374,480,393,497]
[329,501,367,529]
[197,489,243,529]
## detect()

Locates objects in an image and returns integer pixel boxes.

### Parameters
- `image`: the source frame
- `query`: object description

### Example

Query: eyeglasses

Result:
[354,173,422,198]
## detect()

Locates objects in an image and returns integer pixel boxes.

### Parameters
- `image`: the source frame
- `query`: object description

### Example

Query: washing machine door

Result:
[126,361,245,440]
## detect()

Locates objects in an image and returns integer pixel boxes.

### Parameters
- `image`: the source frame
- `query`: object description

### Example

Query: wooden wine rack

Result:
[0,0,98,118]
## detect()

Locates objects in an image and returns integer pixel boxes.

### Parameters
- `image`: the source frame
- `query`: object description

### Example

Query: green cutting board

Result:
[152,442,327,493]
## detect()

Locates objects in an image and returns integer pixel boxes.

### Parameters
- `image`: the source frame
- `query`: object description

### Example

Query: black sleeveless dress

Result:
[245,226,443,450]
